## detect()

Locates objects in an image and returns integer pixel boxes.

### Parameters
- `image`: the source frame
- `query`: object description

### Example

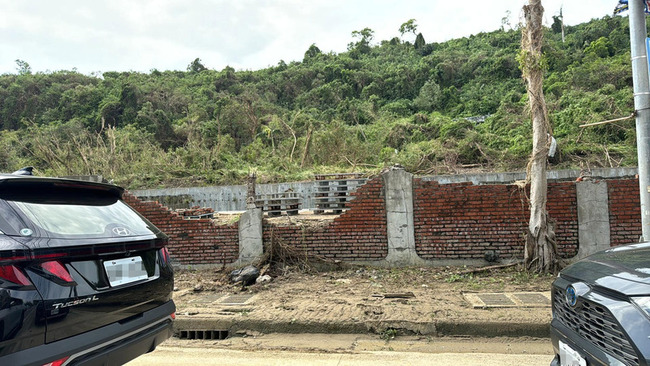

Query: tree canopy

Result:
[0,15,636,189]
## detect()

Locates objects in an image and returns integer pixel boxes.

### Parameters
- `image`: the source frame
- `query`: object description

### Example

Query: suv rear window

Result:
[13,200,154,238]
[0,179,157,239]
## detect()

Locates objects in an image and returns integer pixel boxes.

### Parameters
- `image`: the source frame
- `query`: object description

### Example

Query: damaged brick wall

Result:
[263,177,388,261]
[122,192,239,265]
[413,180,579,260]
[124,177,640,266]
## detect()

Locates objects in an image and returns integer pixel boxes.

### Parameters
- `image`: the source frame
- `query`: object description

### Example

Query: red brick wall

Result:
[547,182,579,257]
[413,180,578,260]
[124,176,642,266]
[122,192,239,265]
[263,177,388,261]
[608,179,642,246]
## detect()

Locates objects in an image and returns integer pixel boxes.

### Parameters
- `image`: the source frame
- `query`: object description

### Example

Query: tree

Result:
[414,33,426,49]
[551,15,563,33]
[303,44,322,63]
[520,0,558,273]
[585,37,614,58]
[551,7,565,42]
[349,28,375,53]
[15,59,32,75]
[413,79,440,112]
[501,10,512,31]
[187,58,207,73]
[399,19,418,37]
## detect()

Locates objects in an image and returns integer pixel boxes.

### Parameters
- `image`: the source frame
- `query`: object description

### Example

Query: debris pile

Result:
[253,232,341,276]
[176,206,214,219]
[229,265,260,286]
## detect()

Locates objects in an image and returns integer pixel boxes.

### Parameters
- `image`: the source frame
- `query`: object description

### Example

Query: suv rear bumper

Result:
[1,300,175,366]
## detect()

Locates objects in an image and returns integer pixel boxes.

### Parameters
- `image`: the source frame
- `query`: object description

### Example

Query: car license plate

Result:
[103,256,148,287]
[559,341,587,366]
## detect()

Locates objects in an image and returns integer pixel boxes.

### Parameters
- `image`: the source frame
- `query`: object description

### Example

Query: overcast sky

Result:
[0,0,622,75]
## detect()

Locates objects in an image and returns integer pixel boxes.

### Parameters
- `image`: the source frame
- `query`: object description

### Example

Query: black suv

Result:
[551,243,650,366]
[0,174,174,365]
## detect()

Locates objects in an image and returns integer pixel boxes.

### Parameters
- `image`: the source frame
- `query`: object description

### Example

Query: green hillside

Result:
[0,15,636,188]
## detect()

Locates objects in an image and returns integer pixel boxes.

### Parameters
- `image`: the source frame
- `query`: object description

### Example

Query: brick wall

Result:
[123,192,239,265]
[547,183,579,257]
[413,180,578,260]
[608,179,642,246]
[262,177,388,261]
[125,176,641,266]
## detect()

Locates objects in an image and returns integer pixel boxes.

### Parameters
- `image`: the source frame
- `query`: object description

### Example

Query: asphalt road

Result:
[126,333,555,366]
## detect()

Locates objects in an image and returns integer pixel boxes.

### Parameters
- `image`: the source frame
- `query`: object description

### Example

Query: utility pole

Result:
[560,6,564,43]
[630,0,650,241]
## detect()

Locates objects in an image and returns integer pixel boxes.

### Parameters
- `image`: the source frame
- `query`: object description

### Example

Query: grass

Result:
[380,328,399,341]
[442,266,553,292]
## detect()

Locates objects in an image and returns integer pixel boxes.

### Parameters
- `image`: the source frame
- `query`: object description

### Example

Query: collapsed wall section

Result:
[262,177,388,261]
[124,174,641,266]
[123,192,239,265]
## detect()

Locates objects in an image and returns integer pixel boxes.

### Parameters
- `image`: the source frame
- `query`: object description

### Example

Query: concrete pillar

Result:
[576,181,610,259]
[235,208,264,266]
[382,166,423,265]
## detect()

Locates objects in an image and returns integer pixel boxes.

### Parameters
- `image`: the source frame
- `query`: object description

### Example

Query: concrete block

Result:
[235,208,263,265]
[382,167,423,266]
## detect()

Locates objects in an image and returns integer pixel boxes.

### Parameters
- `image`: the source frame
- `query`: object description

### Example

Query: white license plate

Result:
[559,341,587,366]
[103,256,148,287]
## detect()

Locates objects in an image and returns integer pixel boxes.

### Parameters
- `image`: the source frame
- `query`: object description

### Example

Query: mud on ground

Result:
[173,264,554,335]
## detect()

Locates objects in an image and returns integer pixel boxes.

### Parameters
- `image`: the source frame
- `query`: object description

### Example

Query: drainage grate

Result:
[463,292,551,308]
[188,294,225,304]
[178,330,230,340]
[220,294,255,305]
[478,293,516,306]
[512,292,550,306]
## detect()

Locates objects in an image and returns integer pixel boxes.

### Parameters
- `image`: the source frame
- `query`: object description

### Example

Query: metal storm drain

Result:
[187,294,225,304]
[463,292,551,308]
[219,294,255,305]
[178,330,230,340]
[511,292,551,306]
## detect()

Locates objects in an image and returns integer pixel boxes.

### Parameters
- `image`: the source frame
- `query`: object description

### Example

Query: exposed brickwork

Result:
[263,177,388,261]
[124,175,642,266]
[413,180,578,260]
[122,192,239,265]
[608,179,642,246]
[547,183,579,257]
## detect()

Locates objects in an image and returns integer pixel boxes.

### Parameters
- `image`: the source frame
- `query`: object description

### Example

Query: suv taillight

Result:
[40,261,75,284]
[160,247,171,265]
[42,356,70,366]
[0,264,32,286]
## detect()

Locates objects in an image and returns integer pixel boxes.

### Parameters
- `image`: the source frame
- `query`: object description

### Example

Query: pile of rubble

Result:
[176,206,215,219]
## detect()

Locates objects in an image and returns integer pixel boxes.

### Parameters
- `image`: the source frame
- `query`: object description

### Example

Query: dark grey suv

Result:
[551,243,650,366]
[0,174,175,365]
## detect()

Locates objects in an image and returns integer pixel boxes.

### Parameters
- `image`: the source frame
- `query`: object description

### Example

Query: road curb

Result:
[174,316,550,338]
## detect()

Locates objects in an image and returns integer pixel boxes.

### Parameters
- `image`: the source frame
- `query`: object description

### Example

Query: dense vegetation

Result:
[0,15,636,188]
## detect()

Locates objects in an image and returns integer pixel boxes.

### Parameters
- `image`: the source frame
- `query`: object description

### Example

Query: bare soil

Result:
[173,264,554,334]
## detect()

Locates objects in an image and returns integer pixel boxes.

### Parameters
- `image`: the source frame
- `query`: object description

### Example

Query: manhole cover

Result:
[220,294,255,305]
[512,292,550,306]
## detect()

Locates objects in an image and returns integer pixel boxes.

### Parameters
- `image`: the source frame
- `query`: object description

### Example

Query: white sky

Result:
[0,1,622,75]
